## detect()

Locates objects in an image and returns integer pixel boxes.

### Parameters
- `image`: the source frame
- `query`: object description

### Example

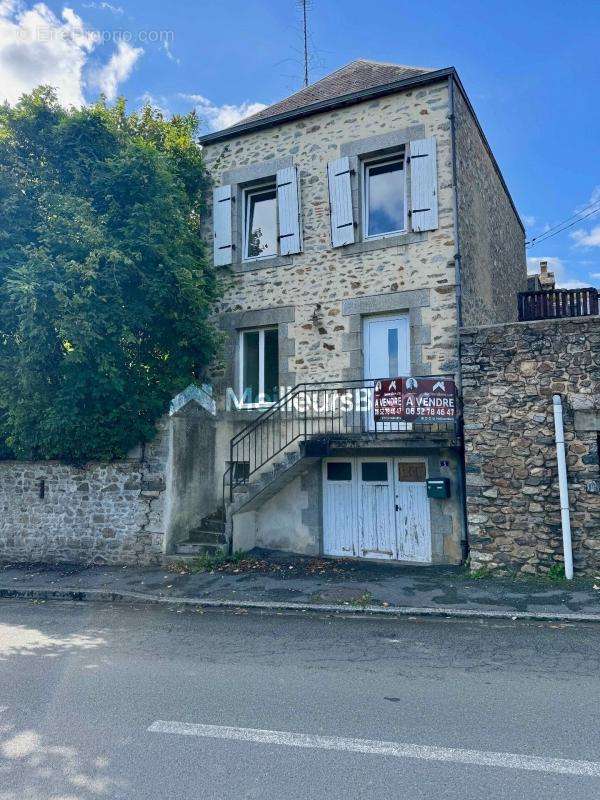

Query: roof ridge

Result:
[353,58,434,71]
[231,60,441,129]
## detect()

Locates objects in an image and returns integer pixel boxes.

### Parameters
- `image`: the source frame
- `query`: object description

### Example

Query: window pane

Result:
[327,462,352,481]
[263,328,279,403]
[361,462,388,482]
[242,331,260,404]
[398,462,427,482]
[246,189,277,258]
[388,327,399,376]
[367,161,405,236]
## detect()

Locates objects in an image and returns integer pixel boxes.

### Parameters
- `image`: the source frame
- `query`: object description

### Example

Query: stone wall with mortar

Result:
[453,87,527,326]
[203,78,460,396]
[461,316,600,576]
[1,418,174,566]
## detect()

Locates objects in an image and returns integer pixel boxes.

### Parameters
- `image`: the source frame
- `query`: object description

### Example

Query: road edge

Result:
[1,586,599,624]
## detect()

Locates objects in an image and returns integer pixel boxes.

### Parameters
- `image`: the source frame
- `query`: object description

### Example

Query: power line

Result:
[528,198,600,242]
[526,199,600,249]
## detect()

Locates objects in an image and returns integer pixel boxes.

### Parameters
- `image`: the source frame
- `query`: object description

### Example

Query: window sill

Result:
[233,254,294,273]
[342,230,427,257]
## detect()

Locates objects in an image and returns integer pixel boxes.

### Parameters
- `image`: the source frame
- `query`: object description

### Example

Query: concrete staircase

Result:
[228,442,320,515]
[174,511,227,558]
[173,441,322,560]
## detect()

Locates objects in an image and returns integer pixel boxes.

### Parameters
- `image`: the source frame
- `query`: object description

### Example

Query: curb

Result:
[1,586,599,624]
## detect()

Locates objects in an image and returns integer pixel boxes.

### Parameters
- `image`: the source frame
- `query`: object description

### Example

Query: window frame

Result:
[238,326,279,408]
[361,153,407,241]
[242,182,279,262]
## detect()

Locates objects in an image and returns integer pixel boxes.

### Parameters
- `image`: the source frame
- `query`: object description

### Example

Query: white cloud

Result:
[181,93,267,131]
[571,186,600,248]
[0,1,143,106]
[138,91,170,117]
[0,1,96,106]
[522,215,536,228]
[161,39,178,64]
[526,256,589,289]
[83,1,123,13]
[91,40,142,102]
[571,225,600,248]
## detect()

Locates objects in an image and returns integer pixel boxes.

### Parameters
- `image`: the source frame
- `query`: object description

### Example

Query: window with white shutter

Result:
[243,185,278,260]
[213,185,233,266]
[276,166,302,255]
[362,154,407,238]
[409,137,438,232]
[327,156,355,247]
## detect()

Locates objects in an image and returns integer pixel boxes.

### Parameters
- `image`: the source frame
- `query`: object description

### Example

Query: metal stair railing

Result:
[222,376,458,507]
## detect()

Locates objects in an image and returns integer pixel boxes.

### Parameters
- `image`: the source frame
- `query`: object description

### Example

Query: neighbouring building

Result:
[527,260,556,292]
[176,59,527,565]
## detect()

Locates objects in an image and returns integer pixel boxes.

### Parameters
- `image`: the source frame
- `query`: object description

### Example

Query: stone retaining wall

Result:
[461,316,600,576]
[0,420,169,566]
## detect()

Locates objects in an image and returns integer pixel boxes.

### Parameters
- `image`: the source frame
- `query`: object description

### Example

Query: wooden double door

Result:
[323,457,431,562]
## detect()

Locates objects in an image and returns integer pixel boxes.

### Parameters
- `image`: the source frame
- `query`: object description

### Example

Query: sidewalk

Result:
[2,550,600,622]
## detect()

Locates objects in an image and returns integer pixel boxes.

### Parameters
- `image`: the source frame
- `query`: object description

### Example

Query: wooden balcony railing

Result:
[518,288,599,322]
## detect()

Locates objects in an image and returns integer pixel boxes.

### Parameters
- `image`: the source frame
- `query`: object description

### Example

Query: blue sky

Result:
[1,0,599,287]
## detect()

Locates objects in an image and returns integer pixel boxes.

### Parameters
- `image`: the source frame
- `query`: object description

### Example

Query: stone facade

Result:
[461,316,600,576]
[0,420,168,566]
[453,87,527,326]
[197,70,527,561]
[203,79,460,392]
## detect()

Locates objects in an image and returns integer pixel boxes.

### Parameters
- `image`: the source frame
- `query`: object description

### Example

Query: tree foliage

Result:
[0,88,222,463]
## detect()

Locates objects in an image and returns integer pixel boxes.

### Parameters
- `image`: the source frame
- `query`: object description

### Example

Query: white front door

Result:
[322,456,432,563]
[363,314,410,430]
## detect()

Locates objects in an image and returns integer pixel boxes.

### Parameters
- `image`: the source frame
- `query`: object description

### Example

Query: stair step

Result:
[175,541,225,557]
[187,530,227,545]
[199,518,226,533]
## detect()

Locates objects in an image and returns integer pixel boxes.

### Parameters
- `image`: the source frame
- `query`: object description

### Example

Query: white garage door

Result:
[323,457,431,562]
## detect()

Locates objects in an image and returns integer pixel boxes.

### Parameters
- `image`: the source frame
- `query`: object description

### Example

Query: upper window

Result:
[363,155,406,239]
[244,185,278,261]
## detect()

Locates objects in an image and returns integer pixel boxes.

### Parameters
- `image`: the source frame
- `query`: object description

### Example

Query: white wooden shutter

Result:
[276,166,302,255]
[327,157,355,247]
[409,137,438,232]
[213,184,233,266]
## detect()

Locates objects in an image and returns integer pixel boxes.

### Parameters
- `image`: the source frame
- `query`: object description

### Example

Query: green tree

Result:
[0,88,222,463]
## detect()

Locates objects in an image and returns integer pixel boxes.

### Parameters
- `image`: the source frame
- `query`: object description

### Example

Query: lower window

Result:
[239,327,279,405]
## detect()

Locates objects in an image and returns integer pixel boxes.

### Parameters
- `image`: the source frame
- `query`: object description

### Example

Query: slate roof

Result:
[241,60,435,125]
[199,59,446,143]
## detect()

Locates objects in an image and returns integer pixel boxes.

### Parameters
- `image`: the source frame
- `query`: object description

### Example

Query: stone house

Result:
[171,59,526,566]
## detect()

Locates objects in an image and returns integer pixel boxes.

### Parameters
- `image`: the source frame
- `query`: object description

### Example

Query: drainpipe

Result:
[552,394,574,579]
[449,75,469,563]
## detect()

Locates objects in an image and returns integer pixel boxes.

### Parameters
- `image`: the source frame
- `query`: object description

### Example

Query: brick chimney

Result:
[538,260,556,290]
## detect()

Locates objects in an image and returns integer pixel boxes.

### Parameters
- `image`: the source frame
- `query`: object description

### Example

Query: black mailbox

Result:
[426,478,451,499]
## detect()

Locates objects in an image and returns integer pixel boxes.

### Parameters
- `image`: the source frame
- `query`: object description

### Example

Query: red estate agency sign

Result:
[373,378,404,419]
[374,377,456,422]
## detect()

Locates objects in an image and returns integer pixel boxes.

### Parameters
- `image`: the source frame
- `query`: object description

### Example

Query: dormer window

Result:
[363,154,406,239]
[244,184,278,260]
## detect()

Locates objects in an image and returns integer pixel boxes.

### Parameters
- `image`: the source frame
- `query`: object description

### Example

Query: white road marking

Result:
[148,721,600,778]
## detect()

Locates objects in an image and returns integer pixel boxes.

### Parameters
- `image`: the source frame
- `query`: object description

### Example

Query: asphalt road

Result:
[1,601,600,799]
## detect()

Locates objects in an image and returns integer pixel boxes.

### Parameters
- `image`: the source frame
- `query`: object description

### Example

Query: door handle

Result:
[395,504,400,512]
